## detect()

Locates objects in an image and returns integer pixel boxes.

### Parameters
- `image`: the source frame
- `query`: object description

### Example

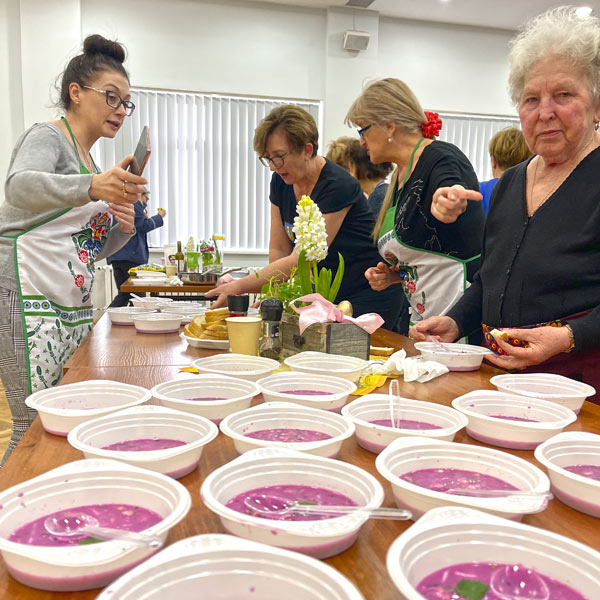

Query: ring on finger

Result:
[122,180,127,200]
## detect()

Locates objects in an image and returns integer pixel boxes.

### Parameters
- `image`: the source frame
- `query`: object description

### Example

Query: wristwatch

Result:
[563,324,575,353]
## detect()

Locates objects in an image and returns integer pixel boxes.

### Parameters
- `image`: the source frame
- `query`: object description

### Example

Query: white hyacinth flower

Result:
[292,195,328,262]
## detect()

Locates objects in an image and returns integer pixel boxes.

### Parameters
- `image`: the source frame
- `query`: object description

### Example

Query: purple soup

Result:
[101,437,186,451]
[9,503,162,546]
[226,484,357,521]
[564,464,600,481]
[488,414,539,422]
[245,428,332,442]
[417,561,588,600]
[370,419,442,430]
[279,389,333,396]
[187,397,227,401]
[400,468,518,495]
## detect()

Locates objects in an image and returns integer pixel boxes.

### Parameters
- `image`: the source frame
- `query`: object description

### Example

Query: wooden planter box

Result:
[280,312,370,360]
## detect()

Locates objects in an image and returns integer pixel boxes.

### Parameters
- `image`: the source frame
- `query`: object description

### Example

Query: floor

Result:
[0,381,11,459]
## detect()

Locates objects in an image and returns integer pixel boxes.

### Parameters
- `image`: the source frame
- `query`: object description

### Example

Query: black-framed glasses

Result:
[83,86,136,116]
[259,152,290,168]
[357,123,374,137]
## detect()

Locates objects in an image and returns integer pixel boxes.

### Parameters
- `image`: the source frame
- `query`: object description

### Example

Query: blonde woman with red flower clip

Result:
[346,78,484,333]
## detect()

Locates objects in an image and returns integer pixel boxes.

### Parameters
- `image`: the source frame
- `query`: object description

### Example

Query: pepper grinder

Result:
[259,297,283,360]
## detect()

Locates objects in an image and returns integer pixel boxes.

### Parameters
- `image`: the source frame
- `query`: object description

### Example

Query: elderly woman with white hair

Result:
[412,6,600,403]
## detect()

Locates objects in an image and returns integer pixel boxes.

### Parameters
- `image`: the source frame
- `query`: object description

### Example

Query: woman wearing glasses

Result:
[345,78,485,334]
[205,104,403,328]
[0,34,146,462]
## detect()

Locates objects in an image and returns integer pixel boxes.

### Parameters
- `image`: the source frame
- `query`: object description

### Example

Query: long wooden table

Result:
[120,277,214,298]
[1,316,599,599]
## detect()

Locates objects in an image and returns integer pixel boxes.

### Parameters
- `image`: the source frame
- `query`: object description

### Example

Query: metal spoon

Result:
[44,513,163,548]
[243,495,412,520]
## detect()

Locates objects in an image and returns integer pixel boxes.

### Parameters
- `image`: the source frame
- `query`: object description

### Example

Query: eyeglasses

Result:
[82,86,136,116]
[357,123,374,137]
[259,152,290,168]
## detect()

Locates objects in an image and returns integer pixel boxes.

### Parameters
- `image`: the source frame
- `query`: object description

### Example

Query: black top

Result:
[393,140,485,281]
[448,148,600,351]
[270,159,383,303]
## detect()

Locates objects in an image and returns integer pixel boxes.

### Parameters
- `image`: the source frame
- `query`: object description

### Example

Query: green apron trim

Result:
[62,117,99,175]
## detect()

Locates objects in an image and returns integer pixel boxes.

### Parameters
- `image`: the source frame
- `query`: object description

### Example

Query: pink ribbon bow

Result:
[289,293,384,334]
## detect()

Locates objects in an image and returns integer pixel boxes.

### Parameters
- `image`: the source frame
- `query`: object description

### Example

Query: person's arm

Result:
[135,201,164,233]
[268,204,293,263]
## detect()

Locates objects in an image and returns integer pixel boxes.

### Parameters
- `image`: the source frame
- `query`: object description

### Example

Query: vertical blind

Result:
[92,89,321,252]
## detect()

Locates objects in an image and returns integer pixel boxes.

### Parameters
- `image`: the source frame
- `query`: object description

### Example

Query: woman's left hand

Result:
[431,184,482,223]
[109,202,136,234]
[485,325,572,370]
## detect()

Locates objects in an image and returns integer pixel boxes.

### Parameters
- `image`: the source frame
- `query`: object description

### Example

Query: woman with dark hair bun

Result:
[0,34,146,462]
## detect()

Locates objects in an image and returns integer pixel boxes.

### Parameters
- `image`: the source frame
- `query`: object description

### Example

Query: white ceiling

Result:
[240,0,600,31]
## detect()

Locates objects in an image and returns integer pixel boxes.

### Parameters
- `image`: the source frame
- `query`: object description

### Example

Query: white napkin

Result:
[365,349,449,383]
[167,276,184,286]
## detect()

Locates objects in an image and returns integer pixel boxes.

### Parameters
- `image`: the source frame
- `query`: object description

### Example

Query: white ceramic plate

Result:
[180,332,229,350]
[130,278,169,286]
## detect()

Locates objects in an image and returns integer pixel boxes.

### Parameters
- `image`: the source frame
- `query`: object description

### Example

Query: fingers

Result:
[204,287,217,298]
[109,203,135,233]
[432,185,482,224]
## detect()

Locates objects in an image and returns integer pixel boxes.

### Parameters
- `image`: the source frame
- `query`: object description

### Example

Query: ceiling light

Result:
[345,0,376,7]
[576,6,593,16]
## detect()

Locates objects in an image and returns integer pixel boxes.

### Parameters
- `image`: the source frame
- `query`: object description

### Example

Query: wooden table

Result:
[2,316,599,600]
[120,277,213,300]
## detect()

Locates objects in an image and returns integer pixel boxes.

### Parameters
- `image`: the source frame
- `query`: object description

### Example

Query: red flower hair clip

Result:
[421,111,442,138]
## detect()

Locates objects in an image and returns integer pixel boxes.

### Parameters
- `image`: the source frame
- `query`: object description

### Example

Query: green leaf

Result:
[297,250,313,296]
[455,579,489,600]
[317,267,332,300]
[78,537,103,545]
[329,252,345,302]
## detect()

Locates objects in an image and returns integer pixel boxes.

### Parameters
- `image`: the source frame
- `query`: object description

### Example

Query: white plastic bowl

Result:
[96,533,365,600]
[341,394,468,454]
[452,390,577,449]
[534,431,600,518]
[192,353,280,382]
[151,374,260,424]
[106,306,157,326]
[284,351,367,383]
[219,402,355,458]
[375,437,550,520]
[257,372,357,413]
[490,373,596,414]
[413,341,492,371]
[131,312,183,334]
[67,405,219,479]
[180,331,229,350]
[0,459,190,592]
[200,447,384,559]
[158,302,206,313]
[386,506,600,600]
[130,297,170,310]
[25,380,151,436]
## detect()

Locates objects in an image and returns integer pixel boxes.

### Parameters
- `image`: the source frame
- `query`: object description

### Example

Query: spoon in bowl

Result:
[444,489,553,500]
[44,513,163,548]
[243,495,412,520]
[425,334,454,353]
[389,378,400,429]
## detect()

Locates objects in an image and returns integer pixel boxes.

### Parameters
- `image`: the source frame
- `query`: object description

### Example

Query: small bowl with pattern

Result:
[490,373,596,414]
[192,353,280,382]
[534,431,600,518]
[283,351,367,383]
[341,394,468,454]
[413,342,492,371]
[106,306,157,326]
[200,447,385,559]
[0,459,190,592]
[219,402,355,458]
[25,380,151,436]
[375,437,550,520]
[256,372,357,413]
[452,390,577,449]
[386,506,600,600]
[150,374,260,424]
[67,405,219,479]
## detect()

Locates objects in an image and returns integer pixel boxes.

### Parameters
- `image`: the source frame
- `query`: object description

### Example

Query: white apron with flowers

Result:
[14,199,111,393]
[377,204,469,325]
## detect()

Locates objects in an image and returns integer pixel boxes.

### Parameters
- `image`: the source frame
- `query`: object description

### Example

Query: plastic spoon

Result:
[490,564,550,600]
[44,513,163,548]
[445,489,553,500]
[425,334,455,353]
[243,495,412,520]
[389,378,400,429]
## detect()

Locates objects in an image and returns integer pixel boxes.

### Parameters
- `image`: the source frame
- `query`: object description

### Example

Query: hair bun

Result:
[83,34,126,64]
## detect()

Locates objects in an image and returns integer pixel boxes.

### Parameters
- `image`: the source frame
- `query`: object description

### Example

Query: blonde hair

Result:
[325,136,355,170]
[253,104,319,157]
[345,78,427,240]
[489,127,532,170]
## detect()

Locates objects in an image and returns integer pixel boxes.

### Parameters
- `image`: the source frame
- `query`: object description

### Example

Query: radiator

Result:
[93,265,117,310]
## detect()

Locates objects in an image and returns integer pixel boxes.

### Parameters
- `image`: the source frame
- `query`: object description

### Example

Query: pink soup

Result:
[400,468,518,494]
[245,428,332,442]
[489,414,539,422]
[564,464,600,481]
[370,419,442,430]
[101,437,186,451]
[279,389,333,396]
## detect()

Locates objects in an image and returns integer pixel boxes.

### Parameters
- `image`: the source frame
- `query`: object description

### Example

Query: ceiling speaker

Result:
[343,30,370,52]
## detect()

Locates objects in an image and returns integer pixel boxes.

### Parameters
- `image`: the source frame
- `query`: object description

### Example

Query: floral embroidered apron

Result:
[14,124,109,393]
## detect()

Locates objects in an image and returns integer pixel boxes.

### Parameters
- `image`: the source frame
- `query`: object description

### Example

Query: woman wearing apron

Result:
[345,78,485,335]
[0,34,146,463]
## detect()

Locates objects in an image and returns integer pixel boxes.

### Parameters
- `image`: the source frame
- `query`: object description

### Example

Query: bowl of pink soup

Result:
[490,372,595,414]
[413,341,492,371]
[375,436,550,520]
[341,394,468,454]
[96,533,365,600]
[452,389,577,450]
[534,431,600,518]
[200,447,384,559]
[386,505,600,600]
[256,372,357,413]
[24,380,151,436]
[192,353,280,382]
[67,405,218,478]
[284,351,367,383]
[0,459,190,592]
[219,401,355,458]
[151,374,260,424]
